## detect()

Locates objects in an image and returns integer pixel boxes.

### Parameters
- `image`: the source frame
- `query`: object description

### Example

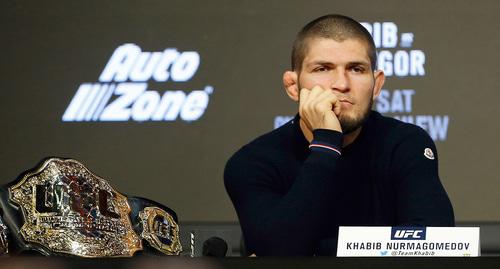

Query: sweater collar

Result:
[291,114,310,157]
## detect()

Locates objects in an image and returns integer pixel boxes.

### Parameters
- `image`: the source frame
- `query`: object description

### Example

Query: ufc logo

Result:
[391,227,426,240]
[35,178,120,219]
[393,230,422,238]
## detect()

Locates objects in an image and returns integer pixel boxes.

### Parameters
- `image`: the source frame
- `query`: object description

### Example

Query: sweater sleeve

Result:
[224,129,342,256]
[391,126,455,227]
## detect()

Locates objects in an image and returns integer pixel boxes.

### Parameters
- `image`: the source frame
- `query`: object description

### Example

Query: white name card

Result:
[337,226,480,257]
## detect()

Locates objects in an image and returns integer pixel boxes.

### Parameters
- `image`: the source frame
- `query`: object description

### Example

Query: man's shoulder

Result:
[224,119,297,190]
[371,111,433,143]
[230,119,296,161]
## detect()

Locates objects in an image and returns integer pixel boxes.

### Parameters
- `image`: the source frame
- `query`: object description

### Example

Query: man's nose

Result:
[330,69,349,92]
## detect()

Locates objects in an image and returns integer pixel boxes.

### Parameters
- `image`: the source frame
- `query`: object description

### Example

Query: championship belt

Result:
[0,216,8,255]
[0,158,181,257]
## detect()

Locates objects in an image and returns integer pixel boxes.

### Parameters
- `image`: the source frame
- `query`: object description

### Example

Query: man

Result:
[224,14,454,256]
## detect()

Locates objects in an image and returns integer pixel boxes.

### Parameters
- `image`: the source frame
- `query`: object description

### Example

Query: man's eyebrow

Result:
[346,61,370,67]
[306,60,370,67]
[306,60,335,67]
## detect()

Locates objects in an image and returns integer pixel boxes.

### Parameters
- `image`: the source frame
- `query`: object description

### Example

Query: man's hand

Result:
[299,86,342,132]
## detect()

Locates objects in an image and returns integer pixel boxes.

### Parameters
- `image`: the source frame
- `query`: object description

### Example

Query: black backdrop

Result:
[1,0,500,222]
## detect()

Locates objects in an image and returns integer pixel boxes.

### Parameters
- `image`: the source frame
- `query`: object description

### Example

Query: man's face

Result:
[297,37,381,134]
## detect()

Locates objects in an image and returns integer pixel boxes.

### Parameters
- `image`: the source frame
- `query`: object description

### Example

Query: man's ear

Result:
[283,71,299,102]
[372,70,385,100]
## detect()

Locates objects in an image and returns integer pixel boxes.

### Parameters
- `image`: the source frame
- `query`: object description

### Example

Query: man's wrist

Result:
[309,129,343,156]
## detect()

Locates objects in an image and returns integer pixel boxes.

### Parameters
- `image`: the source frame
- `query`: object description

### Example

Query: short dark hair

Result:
[291,14,377,72]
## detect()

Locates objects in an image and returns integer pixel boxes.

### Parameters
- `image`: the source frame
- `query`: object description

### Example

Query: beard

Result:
[337,97,372,135]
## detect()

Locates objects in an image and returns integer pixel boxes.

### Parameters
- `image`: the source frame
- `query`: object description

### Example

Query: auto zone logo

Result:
[62,43,214,122]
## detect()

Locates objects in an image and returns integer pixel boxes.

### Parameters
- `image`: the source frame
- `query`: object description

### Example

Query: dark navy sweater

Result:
[224,111,454,256]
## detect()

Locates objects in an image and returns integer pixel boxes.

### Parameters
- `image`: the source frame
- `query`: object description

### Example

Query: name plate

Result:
[337,226,480,257]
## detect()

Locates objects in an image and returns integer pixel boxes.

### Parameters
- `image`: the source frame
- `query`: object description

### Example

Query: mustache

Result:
[335,95,354,104]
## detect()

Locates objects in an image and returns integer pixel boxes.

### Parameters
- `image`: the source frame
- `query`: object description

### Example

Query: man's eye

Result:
[350,66,365,73]
[314,66,328,72]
